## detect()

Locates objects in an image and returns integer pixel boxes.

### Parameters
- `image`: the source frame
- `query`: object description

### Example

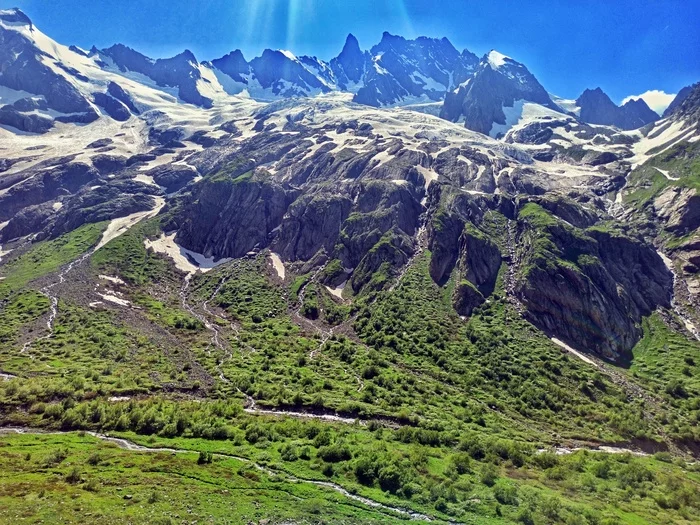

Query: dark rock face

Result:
[101,45,213,108]
[10,96,48,112]
[441,52,557,135]
[665,83,700,125]
[576,88,622,126]
[174,174,289,259]
[0,106,53,133]
[354,33,479,107]
[148,164,198,193]
[0,202,55,241]
[0,20,92,114]
[452,226,501,316]
[91,154,127,174]
[0,7,33,26]
[107,81,140,114]
[249,49,330,97]
[662,84,695,118]
[273,193,353,262]
[210,50,250,83]
[515,204,672,360]
[86,138,114,149]
[0,162,98,222]
[576,87,658,130]
[618,98,659,129]
[330,34,367,88]
[93,92,131,121]
[50,191,157,238]
[349,229,413,293]
[55,110,100,124]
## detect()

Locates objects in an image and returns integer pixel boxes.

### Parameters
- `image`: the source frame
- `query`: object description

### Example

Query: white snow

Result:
[0,244,12,264]
[279,49,298,62]
[51,202,63,211]
[144,232,231,275]
[99,275,126,285]
[98,293,131,307]
[550,94,581,116]
[628,119,693,167]
[489,100,570,139]
[654,167,679,181]
[414,165,439,189]
[95,196,165,251]
[269,252,285,280]
[411,71,445,92]
[325,281,345,300]
[551,338,597,366]
[487,50,510,69]
[133,173,158,186]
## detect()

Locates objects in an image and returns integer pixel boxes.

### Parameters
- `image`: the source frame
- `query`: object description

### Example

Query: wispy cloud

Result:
[621,90,676,115]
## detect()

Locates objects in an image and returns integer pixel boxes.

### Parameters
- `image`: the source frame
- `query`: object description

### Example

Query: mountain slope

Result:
[440,51,560,136]
[575,87,659,129]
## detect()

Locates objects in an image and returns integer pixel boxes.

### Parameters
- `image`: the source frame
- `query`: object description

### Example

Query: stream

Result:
[0,427,434,522]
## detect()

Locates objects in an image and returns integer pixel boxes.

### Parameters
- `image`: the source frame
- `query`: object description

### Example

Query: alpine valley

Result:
[0,7,699,525]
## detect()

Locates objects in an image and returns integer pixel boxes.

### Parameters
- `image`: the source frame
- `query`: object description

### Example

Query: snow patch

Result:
[98,293,131,307]
[95,196,165,251]
[144,232,231,275]
[654,167,679,181]
[269,252,285,280]
[551,338,597,366]
[99,275,125,285]
[487,50,510,69]
[325,281,345,300]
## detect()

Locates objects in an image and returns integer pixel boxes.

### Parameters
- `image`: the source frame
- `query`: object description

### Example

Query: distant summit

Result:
[575,87,657,130]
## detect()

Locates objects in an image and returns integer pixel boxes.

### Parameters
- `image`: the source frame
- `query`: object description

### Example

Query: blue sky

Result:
[4,0,699,104]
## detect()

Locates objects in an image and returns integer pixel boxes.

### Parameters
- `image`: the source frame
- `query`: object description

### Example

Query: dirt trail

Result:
[0,427,435,522]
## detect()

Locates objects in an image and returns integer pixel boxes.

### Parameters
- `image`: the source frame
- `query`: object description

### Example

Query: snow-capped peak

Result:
[279,49,298,62]
[486,50,510,69]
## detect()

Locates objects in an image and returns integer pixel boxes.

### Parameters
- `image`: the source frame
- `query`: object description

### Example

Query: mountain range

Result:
[0,7,680,138]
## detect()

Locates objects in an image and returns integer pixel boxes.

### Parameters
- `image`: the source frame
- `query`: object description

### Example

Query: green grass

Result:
[91,219,171,286]
[0,432,409,524]
[628,314,700,443]
[624,140,700,210]
[1,399,698,525]
[0,222,106,294]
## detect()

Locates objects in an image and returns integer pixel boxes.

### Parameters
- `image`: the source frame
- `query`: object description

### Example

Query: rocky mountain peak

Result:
[331,33,366,86]
[666,82,700,125]
[663,83,697,119]
[210,49,250,83]
[0,7,32,27]
[576,87,658,129]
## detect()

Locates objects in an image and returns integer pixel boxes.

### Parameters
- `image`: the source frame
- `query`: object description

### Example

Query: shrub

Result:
[317,444,352,463]
[354,456,377,486]
[617,461,653,488]
[480,463,498,486]
[493,481,518,505]
[533,451,559,469]
[197,451,213,465]
[450,452,472,474]
[280,443,299,462]
[66,466,81,484]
